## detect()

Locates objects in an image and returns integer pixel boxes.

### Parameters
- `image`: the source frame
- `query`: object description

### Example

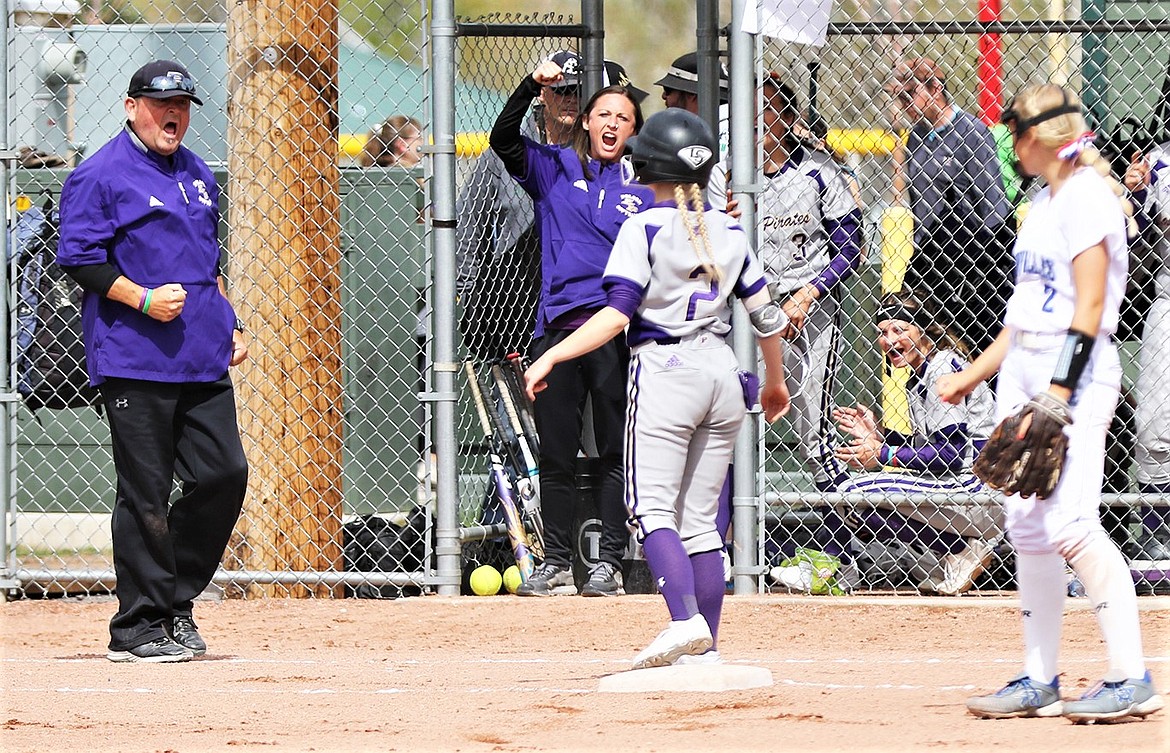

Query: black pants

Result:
[102,376,248,651]
[531,331,629,570]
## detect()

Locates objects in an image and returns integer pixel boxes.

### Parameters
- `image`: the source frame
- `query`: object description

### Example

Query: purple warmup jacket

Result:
[57,127,236,385]
[516,141,653,336]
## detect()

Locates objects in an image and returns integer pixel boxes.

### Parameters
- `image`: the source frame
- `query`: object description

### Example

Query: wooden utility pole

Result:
[226,0,342,597]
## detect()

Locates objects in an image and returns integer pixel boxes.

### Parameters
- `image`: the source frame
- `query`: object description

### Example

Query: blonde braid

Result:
[1014,84,1138,238]
[1079,147,1139,239]
[674,183,722,283]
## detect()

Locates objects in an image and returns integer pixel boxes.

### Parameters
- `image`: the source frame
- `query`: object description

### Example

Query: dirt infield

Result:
[3,594,1168,752]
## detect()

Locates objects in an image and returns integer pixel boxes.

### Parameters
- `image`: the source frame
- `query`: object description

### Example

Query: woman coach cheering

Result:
[489,55,653,597]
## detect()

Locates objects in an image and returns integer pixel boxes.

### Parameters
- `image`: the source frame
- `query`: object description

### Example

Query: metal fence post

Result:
[430,0,462,595]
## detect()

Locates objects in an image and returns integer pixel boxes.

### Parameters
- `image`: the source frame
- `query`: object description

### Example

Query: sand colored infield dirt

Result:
[2,593,1168,752]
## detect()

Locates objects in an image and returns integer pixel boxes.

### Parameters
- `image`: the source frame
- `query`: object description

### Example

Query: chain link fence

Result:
[5,1,1169,600]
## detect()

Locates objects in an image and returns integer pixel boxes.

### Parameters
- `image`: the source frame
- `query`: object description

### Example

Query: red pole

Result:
[977,0,1003,125]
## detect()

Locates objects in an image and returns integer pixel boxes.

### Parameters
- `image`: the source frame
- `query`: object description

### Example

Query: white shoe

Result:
[924,539,994,596]
[674,649,723,666]
[769,561,813,591]
[631,614,712,670]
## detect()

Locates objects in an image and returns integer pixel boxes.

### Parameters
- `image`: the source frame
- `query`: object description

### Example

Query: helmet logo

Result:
[677,145,712,169]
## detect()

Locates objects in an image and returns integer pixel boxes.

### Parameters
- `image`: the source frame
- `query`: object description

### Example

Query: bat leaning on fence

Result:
[491,358,545,560]
[464,360,536,583]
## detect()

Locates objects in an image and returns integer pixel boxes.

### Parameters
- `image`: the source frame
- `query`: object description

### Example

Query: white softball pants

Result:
[624,333,745,556]
[996,332,1121,557]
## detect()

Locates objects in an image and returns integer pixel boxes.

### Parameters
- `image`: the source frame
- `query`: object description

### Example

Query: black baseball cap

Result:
[544,51,649,102]
[547,50,583,91]
[655,51,729,102]
[127,60,203,106]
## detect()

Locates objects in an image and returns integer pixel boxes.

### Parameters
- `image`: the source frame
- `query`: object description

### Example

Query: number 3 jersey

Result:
[601,202,769,347]
[756,146,859,293]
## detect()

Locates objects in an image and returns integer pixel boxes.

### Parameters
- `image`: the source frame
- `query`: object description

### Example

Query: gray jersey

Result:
[603,204,768,346]
[911,348,996,468]
[1141,143,1170,300]
[1136,142,1170,485]
[757,147,858,291]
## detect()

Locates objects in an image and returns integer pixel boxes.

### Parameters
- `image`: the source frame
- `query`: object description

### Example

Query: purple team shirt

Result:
[57,128,236,385]
[514,138,654,336]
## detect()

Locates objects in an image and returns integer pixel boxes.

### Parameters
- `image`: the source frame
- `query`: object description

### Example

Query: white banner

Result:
[742,0,833,47]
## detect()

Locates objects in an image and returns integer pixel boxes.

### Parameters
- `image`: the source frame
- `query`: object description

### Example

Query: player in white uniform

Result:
[755,75,863,496]
[812,290,999,596]
[939,84,1162,722]
[1125,142,1170,588]
[524,109,791,669]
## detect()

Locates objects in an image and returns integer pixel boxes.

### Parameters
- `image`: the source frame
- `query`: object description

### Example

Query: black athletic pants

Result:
[530,332,629,570]
[102,375,248,651]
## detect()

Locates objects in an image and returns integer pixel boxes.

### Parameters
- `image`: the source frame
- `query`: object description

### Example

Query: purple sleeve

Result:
[812,209,863,294]
[604,276,644,319]
[882,423,968,473]
[1130,188,1152,235]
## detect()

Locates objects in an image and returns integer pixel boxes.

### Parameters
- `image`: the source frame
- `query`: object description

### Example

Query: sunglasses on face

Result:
[130,74,198,97]
[894,83,920,106]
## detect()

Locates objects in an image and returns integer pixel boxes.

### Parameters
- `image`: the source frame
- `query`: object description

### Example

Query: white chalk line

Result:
[4,654,1167,667]
[3,655,1168,698]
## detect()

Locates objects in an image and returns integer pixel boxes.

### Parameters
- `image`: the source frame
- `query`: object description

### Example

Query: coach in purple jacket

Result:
[57,60,248,663]
[490,56,652,597]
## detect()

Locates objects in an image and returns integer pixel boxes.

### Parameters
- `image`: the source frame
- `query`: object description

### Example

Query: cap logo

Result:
[561,56,579,75]
[677,145,712,169]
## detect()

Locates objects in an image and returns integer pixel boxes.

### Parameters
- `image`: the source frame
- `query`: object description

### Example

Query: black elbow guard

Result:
[1050,329,1096,392]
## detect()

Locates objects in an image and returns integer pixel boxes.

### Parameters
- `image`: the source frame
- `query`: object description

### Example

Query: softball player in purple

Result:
[939,84,1162,722]
[827,290,1000,596]
[757,75,862,492]
[525,109,791,669]
[1126,142,1170,583]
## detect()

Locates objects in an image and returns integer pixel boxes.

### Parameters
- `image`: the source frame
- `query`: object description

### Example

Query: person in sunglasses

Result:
[886,57,1011,354]
[56,60,248,663]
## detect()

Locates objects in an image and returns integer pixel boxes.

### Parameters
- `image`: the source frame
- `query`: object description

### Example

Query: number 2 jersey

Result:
[1004,165,1128,336]
[600,201,769,346]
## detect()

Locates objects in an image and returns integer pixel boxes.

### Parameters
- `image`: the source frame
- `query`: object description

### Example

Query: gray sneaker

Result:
[921,538,995,596]
[107,636,194,664]
[514,561,574,596]
[580,561,624,597]
[1062,672,1164,724]
[966,673,1063,719]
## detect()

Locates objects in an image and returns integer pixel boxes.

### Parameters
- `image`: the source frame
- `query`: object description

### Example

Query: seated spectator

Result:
[770,289,1002,595]
[360,114,423,168]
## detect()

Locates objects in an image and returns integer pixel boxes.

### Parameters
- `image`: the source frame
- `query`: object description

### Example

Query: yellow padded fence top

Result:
[339,129,903,160]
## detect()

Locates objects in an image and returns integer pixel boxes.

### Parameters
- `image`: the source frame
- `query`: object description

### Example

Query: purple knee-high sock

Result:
[816,508,853,562]
[642,529,698,621]
[691,549,724,646]
[1139,483,1170,531]
[860,508,964,555]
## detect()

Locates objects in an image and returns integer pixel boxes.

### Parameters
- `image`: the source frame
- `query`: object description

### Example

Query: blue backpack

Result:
[10,191,97,414]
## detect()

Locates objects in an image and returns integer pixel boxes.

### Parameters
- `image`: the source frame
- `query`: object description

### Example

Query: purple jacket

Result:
[57,128,236,385]
[516,140,653,336]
